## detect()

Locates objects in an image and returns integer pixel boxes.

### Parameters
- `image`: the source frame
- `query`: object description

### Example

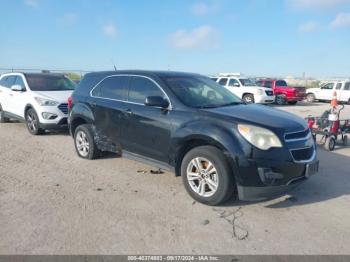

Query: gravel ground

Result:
[0,102,350,254]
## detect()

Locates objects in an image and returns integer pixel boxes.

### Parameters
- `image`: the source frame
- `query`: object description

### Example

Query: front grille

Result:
[290,147,314,162]
[265,90,274,96]
[285,129,310,141]
[58,103,68,115]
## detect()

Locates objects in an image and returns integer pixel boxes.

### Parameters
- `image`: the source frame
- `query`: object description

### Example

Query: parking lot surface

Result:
[0,102,350,254]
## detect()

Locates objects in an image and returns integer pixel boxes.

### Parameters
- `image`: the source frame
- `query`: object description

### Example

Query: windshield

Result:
[239,78,256,86]
[26,74,76,91]
[161,75,243,108]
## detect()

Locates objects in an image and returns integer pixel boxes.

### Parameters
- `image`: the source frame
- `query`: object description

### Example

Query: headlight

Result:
[238,124,282,150]
[256,89,264,95]
[34,97,59,106]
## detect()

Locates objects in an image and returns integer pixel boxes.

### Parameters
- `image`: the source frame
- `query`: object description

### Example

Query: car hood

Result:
[32,91,73,103]
[203,104,307,133]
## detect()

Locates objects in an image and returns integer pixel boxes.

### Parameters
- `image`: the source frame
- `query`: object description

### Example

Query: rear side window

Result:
[336,83,342,90]
[128,76,164,104]
[218,78,228,86]
[97,76,129,101]
[344,83,350,91]
[0,76,17,88]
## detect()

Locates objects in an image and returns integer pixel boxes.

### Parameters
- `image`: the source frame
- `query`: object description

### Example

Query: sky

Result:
[0,0,350,78]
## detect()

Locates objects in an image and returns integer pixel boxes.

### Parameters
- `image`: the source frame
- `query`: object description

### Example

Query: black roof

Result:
[85,70,201,78]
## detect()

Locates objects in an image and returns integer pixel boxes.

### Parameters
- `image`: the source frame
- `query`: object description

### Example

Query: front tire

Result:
[25,108,44,135]
[243,94,255,104]
[181,146,235,205]
[74,124,100,160]
[275,94,286,105]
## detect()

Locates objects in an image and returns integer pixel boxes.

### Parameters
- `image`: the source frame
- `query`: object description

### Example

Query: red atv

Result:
[256,79,306,105]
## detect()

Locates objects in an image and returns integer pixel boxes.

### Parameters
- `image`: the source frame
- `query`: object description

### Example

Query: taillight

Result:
[68,96,73,109]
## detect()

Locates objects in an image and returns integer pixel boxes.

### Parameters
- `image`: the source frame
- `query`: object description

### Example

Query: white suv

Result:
[0,72,75,135]
[306,80,350,104]
[211,75,275,104]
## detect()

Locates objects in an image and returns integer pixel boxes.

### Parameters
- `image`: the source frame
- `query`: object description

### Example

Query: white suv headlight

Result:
[34,97,59,106]
[238,124,282,150]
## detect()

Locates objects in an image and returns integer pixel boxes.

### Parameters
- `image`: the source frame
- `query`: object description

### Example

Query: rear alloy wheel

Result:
[181,146,235,205]
[275,94,286,105]
[0,105,9,123]
[307,93,316,103]
[25,108,44,135]
[243,94,255,104]
[74,124,100,160]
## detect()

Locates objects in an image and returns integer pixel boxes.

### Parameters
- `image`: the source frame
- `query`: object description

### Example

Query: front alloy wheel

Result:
[181,145,235,205]
[186,157,219,197]
[74,124,100,160]
[25,108,43,135]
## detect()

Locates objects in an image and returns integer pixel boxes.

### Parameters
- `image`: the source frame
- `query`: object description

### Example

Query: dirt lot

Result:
[1,102,350,255]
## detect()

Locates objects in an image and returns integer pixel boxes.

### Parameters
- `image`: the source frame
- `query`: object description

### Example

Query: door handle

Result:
[125,109,133,115]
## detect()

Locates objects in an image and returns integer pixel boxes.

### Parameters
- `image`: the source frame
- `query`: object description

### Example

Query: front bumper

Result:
[237,159,319,201]
[39,118,68,130]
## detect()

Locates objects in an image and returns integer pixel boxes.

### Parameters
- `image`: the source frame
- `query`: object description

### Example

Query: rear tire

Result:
[181,145,235,206]
[343,136,348,146]
[243,94,255,104]
[325,136,336,151]
[25,108,44,135]
[0,105,9,123]
[275,94,286,105]
[307,93,316,103]
[287,101,298,105]
[74,124,100,160]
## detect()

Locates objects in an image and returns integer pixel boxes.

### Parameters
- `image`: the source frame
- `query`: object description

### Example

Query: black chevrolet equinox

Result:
[68,70,319,205]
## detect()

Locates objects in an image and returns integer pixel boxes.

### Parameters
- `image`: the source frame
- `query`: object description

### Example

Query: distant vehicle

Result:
[68,70,318,205]
[0,72,76,135]
[211,74,275,104]
[256,79,306,105]
[306,80,350,104]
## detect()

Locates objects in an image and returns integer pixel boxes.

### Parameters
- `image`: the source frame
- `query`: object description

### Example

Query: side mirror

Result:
[10,85,25,92]
[145,96,170,109]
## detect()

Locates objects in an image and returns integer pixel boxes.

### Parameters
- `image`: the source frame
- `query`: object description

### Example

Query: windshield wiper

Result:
[198,102,243,109]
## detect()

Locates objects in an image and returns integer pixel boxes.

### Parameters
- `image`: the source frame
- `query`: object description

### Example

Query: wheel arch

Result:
[69,103,95,136]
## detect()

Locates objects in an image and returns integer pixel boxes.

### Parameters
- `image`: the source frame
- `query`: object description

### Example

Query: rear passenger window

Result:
[218,78,228,86]
[128,76,164,104]
[97,76,129,101]
[344,83,350,91]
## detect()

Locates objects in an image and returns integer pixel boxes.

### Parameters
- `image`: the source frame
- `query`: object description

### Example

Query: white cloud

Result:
[330,12,350,28]
[192,3,210,15]
[298,21,318,32]
[169,25,218,50]
[289,0,350,10]
[103,24,117,38]
[24,0,39,7]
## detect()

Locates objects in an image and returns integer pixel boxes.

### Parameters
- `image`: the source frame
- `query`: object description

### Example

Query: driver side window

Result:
[321,83,334,90]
